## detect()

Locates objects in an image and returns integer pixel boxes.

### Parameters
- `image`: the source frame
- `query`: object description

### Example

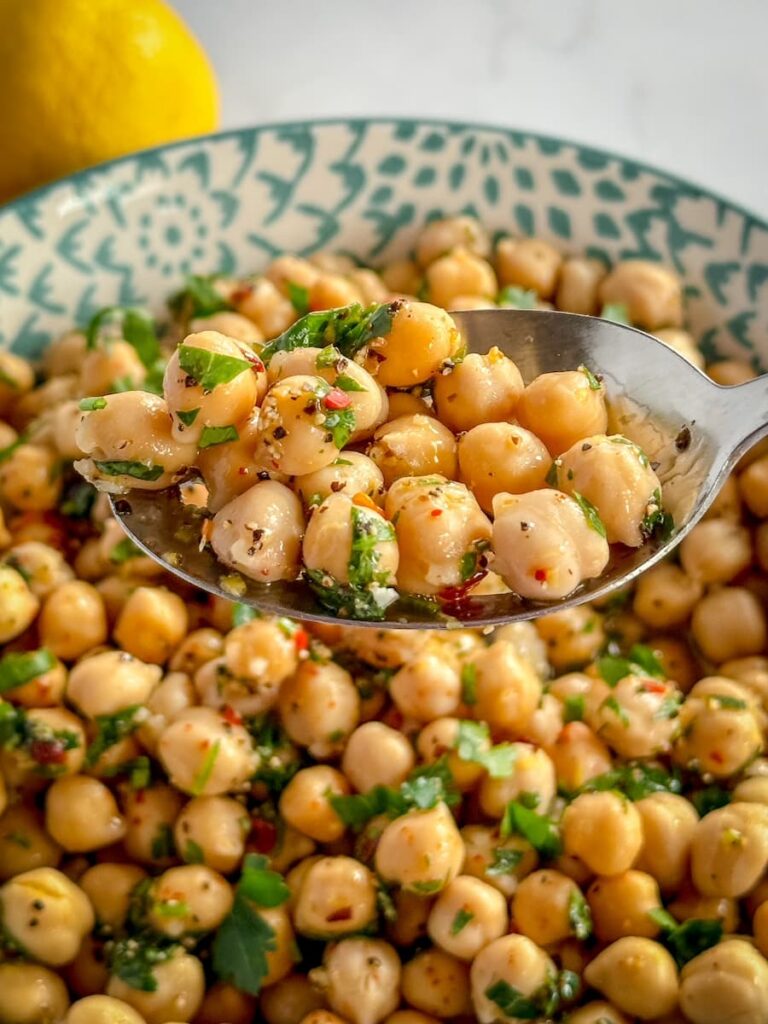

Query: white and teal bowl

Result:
[1,117,766,366]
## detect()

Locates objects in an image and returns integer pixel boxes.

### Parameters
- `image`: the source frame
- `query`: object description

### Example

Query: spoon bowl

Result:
[110,308,768,628]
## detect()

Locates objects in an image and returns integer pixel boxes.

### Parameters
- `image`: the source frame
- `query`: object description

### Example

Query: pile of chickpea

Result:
[0,217,767,1024]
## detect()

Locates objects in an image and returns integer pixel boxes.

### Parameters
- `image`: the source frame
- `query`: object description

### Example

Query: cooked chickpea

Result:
[368,414,457,488]
[708,359,757,386]
[278,660,359,758]
[588,672,681,759]
[566,1003,630,1024]
[334,625,432,670]
[536,606,605,671]
[146,864,232,937]
[38,580,107,659]
[426,875,507,960]
[0,962,70,1024]
[690,802,768,897]
[598,260,683,330]
[3,541,74,599]
[79,336,147,394]
[342,721,415,792]
[562,791,643,876]
[158,706,257,796]
[303,493,398,589]
[210,480,305,582]
[680,938,768,1024]
[584,937,678,1019]
[172,795,249,871]
[512,868,587,946]
[479,745,556,819]
[0,565,40,642]
[556,257,606,315]
[416,717,485,791]
[496,237,562,298]
[75,391,197,492]
[375,803,464,893]
[0,803,62,880]
[3,706,86,781]
[587,869,662,942]
[45,775,126,851]
[0,350,35,413]
[416,216,490,267]
[0,443,62,511]
[296,452,385,511]
[138,671,197,751]
[260,974,325,1024]
[364,301,458,387]
[400,947,470,1018]
[64,995,147,1024]
[432,348,523,433]
[389,642,461,722]
[680,519,752,583]
[113,585,188,664]
[425,248,497,308]
[470,933,555,1023]
[280,765,349,843]
[468,641,541,736]
[492,489,609,599]
[0,866,94,966]
[293,856,377,938]
[515,370,607,456]
[460,824,537,898]
[674,677,763,777]
[634,793,698,892]
[655,327,705,367]
[691,586,767,663]
[633,562,703,629]
[66,649,161,717]
[79,863,146,934]
[314,938,401,1024]
[457,423,550,513]
[548,721,613,793]
[107,948,205,1024]
[169,627,224,676]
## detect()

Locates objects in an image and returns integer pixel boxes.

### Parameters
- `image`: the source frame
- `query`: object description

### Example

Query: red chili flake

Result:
[381,706,404,730]
[430,508,443,517]
[244,351,266,374]
[643,681,667,694]
[249,818,277,854]
[294,629,309,653]
[711,750,724,764]
[230,285,254,304]
[221,706,242,727]
[326,906,353,922]
[29,739,66,765]
[323,388,352,410]
[238,467,248,476]
[437,569,489,606]
[534,568,548,582]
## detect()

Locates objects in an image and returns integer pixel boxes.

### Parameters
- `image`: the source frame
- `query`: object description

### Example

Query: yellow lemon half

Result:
[0,0,219,203]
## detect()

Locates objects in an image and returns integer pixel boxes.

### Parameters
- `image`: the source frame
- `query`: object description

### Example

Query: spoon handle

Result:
[722,375,768,457]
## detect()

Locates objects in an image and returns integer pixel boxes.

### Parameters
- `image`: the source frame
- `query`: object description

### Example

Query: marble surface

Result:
[176,0,767,220]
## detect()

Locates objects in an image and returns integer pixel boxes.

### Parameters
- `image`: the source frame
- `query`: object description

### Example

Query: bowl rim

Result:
[2,115,767,236]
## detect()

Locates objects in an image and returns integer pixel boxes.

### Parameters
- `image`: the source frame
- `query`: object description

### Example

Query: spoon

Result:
[109,307,768,629]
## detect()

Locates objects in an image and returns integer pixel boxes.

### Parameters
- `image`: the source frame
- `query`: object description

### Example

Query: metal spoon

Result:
[109,308,767,628]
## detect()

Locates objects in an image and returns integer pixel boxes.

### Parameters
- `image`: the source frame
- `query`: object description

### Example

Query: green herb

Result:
[0,649,56,694]
[332,457,353,466]
[545,461,560,487]
[461,663,477,705]
[691,785,731,817]
[306,569,397,622]
[597,643,665,686]
[348,505,396,589]
[648,907,678,932]
[641,488,675,541]
[451,909,474,934]
[102,755,152,790]
[150,823,175,861]
[0,434,26,463]
[109,538,143,565]
[153,899,190,918]
[60,480,97,518]
[177,344,252,393]
[498,285,539,309]
[169,274,232,319]
[455,721,517,778]
[191,740,221,796]
[486,847,524,876]
[93,460,165,482]
[4,831,31,848]
[316,345,341,368]
[376,886,397,922]
[261,302,394,364]
[111,375,139,392]
[334,374,366,392]
[568,889,593,939]
[500,801,562,858]
[109,935,177,992]
[655,693,683,720]
[287,281,310,315]
[411,880,443,895]
[571,492,607,538]
[578,761,682,801]
[661,917,723,968]
[563,695,585,723]
[330,757,458,829]
[199,424,240,449]
[231,603,259,627]
[601,695,630,726]
[323,405,356,449]
[85,705,143,766]
[79,396,107,411]
[238,853,291,907]
[86,307,161,368]
[579,364,602,390]
[0,701,79,773]
[183,840,205,864]
[484,977,559,1020]
[400,758,459,809]
[600,302,631,324]
[176,408,200,427]
[329,787,402,829]
[247,713,301,794]
[709,694,748,710]
[459,550,478,581]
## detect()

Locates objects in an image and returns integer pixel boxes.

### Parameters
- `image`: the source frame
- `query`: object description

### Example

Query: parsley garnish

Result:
[93,460,164,482]
[150,824,175,861]
[460,663,478,705]
[691,785,731,817]
[183,839,205,864]
[85,705,144,766]
[597,643,665,687]
[329,757,458,829]
[238,853,291,906]
[199,424,239,449]
[600,302,631,324]
[247,713,301,794]
[287,281,310,315]
[459,550,478,581]
[498,285,539,309]
[578,364,602,390]
[306,569,397,622]
[649,912,723,967]
[109,936,177,992]
[79,396,107,411]
[572,492,607,538]
[577,761,682,801]
[0,649,56,694]
[485,974,565,1020]
[708,694,748,710]
[563,695,585,723]
[568,888,593,939]
[545,461,560,487]
[486,847,524,876]
[177,344,251,393]
[500,801,562,858]
[261,302,395,364]
[109,538,143,565]
[455,721,517,778]
[316,345,342,368]
[86,307,160,368]
[601,695,630,726]
[334,374,366,392]
[411,880,443,895]
[641,488,674,541]
[348,505,396,589]
[232,602,259,627]
[191,740,221,796]
[102,755,152,790]
[176,408,200,427]
[451,909,474,934]
[169,274,232,319]
[60,480,97,518]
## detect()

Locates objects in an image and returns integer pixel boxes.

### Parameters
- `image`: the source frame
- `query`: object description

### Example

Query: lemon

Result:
[0,0,219,203]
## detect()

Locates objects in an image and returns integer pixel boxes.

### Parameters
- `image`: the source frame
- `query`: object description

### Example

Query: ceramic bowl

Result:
[0,117,766,366]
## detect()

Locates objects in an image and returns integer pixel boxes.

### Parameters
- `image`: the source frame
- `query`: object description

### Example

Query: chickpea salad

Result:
[65,244,673,622]
[1,217,768,1024]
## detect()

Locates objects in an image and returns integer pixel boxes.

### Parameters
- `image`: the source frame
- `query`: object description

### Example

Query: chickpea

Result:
[426,875,507,960]
[0,442,62,511]
[334,626,433,670]
[492,489,609,599]
[107,949,205,1024]
[584,937,678,1019]
[0,962,70,1024]
[0,866,94,965]
[679,518,752,584]
[300,1015,346,1024]
[137,671,197,752]
[122,784,184,865]
[342,722,415,792]
[456,423,549,513]
[479,745,556,819]
[555,257,606,315]
[401,947,471,1018]
[634,793,698,892]
[598,260,683,330]
[389,642,461,722]
[169,627,224,676]
[691,586,767,663]
[691,802,768,897]
[470,933,556,1023]
[515,370,606,456]
[308,272,363,310]
[364,301,458,388]
[385,887,432,947]
[209,480,305,582]
[368,414,457,488]
[41,329,87,378]
[66,650,161,717]
[314,938,401,1024]
[0,803,62,880]
[668,881,738,932]
[562,791,643,876]
[680,938,768,1024]
[416,217,490,267]
[303,493,398,588]
[293,856,377,938]
[632,563,703,630]
[425,248,497,308]
[295,452,385,512]
[146,864,232,937]
[0,350,35,413]
[511,868,586,946]
[79,337,147,395]
[0,565,39,642]
[65,995,147,1024]
[674,677,763,777]
[587,869,662,942]
[79,863,146,933]
[172,794,249,871]
[468,641,540,736]
[12,375,78,431]
[3,706,86,781]
[417,717,486,791]
[111,585,187,665]
[733,776,768,804]
[280,765,349,843]
[739,453,768,518]
[536,606,605,672]
[566,1004,630,1024]
[260,974,326,1024]
[432,349,522,434]
[381,257,422,295]
[278,660,359,758]
[191,309,264,346]
[548,721,613,793]
[496,237,562,298]
[4,541,74,600]
[708,359,757,386]
[38,580,107,659]
[75,391,197,492]
[655,327,705,368]
[590,672,681,759]
[491,621,550,679]
[460,824,537,898]
[375,803,463,893]
[158,706,257,797]
[45,774,126,851]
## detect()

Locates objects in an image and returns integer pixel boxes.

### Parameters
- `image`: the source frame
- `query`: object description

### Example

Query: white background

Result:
[175,0,768,219]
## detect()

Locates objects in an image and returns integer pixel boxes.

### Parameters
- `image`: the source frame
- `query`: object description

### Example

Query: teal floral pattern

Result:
[0,118,766,364]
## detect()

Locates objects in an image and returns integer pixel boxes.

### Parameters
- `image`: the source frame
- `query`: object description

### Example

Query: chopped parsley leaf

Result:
[93,460,164,482]
[177,344,251,392]
[568,888,593,939]
[261,302,394,364]
[85,705,144,766]
[86,307,160,368]
[287,281,310,315]
[199,424,240,449]
[190,740,221,796]
[455,721,517,778]
[486,847,523,876]
[497,285,539,309]
[0,649,56,694]
[176,408,200,427]
[451,909,474,934]
[79,396,107,411]
[500,801,562,858]
[563,695,585,723]
[460,663,478,705]
[572,492,607,538]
